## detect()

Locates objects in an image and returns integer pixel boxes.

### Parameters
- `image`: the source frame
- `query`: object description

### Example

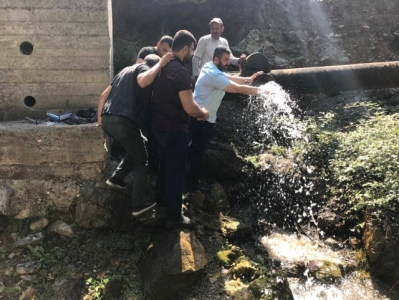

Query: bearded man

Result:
[150,30,210,229]
[187,45,270,192]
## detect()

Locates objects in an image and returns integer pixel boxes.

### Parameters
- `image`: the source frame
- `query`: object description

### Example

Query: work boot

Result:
[132,201,156,216]
[106,176,127,189]
[165,215,197,230]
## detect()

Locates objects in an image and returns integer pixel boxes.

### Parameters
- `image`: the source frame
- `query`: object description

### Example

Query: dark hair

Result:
[159,35,173,48]
[144,54,161,67]
[213,46,231,60]
[171,30,196,52]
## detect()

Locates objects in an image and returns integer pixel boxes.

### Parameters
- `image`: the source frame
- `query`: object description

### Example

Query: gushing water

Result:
[262,233,390,300]
[251,81,303,143]
[240,83,393,299]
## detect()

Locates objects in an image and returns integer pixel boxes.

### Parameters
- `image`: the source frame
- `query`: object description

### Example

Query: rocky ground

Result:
[1,96,399,299]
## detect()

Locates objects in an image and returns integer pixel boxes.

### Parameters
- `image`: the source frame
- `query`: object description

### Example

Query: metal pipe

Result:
[265,61,399,94]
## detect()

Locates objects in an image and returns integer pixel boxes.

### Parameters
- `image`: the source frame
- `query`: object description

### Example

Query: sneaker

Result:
[187,182,211,193]
[165,215,197,230]
[132,201,156,216]
[106,176,127,189]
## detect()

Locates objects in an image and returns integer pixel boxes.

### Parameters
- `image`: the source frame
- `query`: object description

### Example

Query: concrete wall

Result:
[0,122,105,181]
[0,0,113,121]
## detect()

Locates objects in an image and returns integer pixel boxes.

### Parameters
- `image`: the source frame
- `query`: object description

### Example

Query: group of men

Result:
[98,18,271,230]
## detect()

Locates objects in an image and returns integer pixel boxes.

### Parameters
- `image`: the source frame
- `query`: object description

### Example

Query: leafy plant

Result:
[328,113,399,214]
[27,245,58,269]
[86,277,109,299]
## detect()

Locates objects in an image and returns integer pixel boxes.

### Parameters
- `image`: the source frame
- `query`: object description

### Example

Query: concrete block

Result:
[0,121,106,180]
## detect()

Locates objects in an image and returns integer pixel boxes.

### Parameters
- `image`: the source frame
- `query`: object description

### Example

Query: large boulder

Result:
[141,229,208,300]
[363,213,399,283]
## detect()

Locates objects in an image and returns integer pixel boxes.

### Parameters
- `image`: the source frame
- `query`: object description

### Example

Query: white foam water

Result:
[251,81,303,143]
[261,233,390,300]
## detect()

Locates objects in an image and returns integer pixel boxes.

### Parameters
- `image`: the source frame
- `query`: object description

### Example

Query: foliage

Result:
[27,245,58,270]
[268,144,287,157]
[86,277,109,300]
[292,112,339,175]
[245,155,260,168]
[328,113,399,214]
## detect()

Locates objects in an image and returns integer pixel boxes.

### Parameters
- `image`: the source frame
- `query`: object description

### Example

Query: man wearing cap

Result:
[191,18,246,82]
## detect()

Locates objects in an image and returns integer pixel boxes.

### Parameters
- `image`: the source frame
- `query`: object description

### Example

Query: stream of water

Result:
[251,83,392,299]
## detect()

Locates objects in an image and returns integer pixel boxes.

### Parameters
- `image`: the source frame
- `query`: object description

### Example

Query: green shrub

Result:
[328,113,399,213]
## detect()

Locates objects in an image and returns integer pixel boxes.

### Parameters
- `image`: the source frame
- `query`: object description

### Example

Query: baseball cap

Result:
[209,18,223,26]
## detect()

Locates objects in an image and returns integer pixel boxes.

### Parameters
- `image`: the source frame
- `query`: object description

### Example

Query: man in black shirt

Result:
[136,35,174,172]
[98,53,173,216]
[136,35,173,64]
[151,30,209,229]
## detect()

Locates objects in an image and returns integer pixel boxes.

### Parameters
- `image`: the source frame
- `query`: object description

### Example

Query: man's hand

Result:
[239,54,247,64]
[97,115,102,126]
[201,107,210,120]
[160,52,174,68]
[249,71,264,83]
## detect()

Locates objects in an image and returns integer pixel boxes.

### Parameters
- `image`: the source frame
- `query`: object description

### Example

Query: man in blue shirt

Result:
[188,46,269,192]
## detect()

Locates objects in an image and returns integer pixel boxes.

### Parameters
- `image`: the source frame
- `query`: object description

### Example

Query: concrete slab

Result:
[0,121,106,180]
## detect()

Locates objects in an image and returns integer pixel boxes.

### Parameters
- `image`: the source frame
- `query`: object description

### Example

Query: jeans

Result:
[188,118,215,186]
[152,126,189,220]
[102,114,148,205]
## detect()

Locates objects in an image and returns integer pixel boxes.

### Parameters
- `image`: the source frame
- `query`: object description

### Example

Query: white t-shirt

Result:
[194,61,231,123]
[192,34,239,77]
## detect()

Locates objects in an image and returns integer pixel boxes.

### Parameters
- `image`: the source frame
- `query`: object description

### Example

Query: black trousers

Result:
[188,118,215,186]
[152,126,189,220]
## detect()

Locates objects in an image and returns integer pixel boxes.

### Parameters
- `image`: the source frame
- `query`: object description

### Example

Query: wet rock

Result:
[280,261,306,277]
[217,247,242,266]
[248,277,274,299]
[231,257,258,282]
[103,278,123,300]
[14,232,45,248]
[48,220,74,237]
[16,261,40,275]
[307,260,342,280]
[363,214,399,283]
[202,183,228,213]
[19,286,38,300]
[349,237,361,249]
[220,214,252,240]
[141,229,207,300]
[324,238,344,250]
[53,278,83,300]
[203,142,243,181]
[317,209,345,234]
[224,279,253,300]
[30,218,49,232]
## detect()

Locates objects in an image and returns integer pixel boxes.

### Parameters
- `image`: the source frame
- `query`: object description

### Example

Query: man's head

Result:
[213,46,231,71]
[143,54,161,67]
[156,35,173,57]
[172,30,197,64]
[209,18,224,40]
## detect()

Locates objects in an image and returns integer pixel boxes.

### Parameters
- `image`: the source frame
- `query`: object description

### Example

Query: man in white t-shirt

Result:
[187,46,270,192]
[191,18,246,82]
